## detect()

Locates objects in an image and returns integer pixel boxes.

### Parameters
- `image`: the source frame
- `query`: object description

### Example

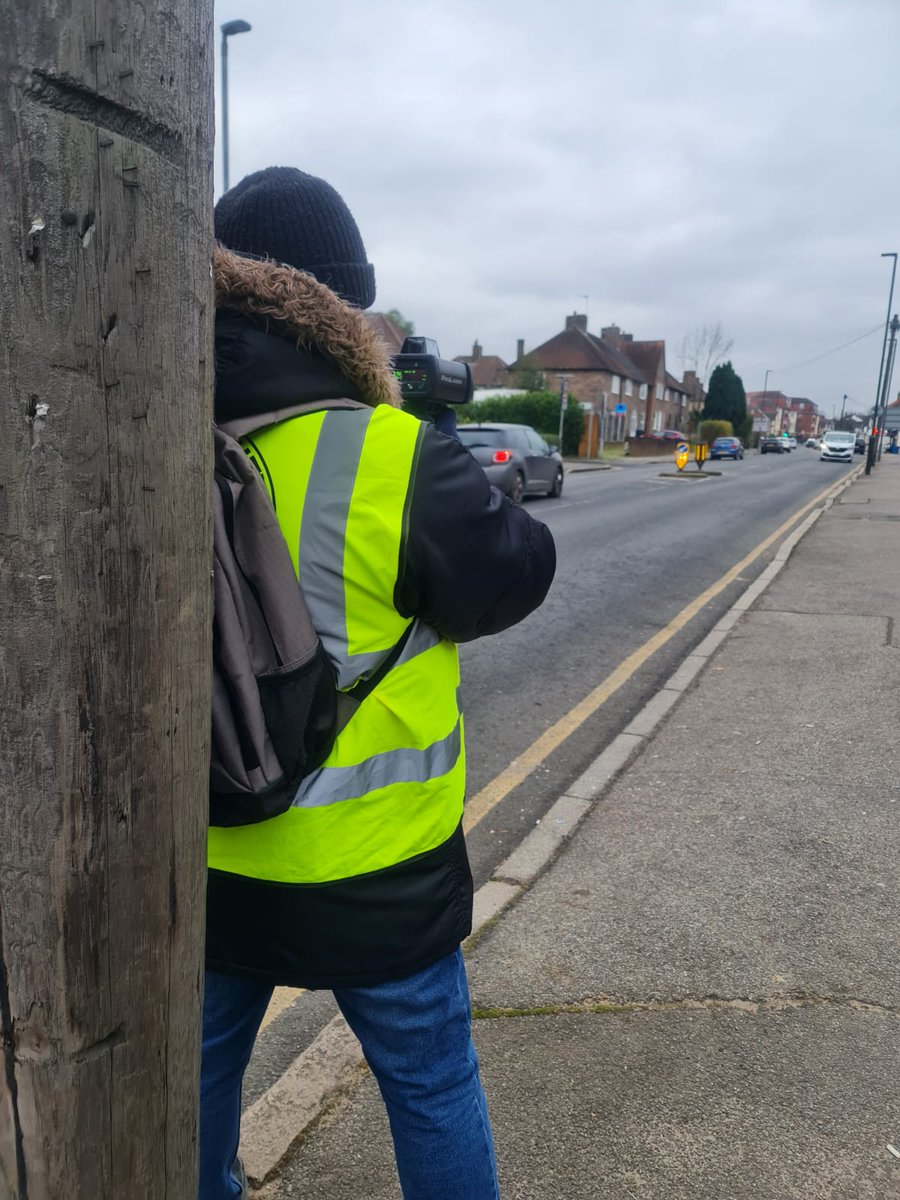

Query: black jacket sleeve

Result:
[395,426,556,642]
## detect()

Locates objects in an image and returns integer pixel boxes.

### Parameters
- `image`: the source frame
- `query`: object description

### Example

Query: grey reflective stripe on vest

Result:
[396,618,442,666]
[293,718,462,809]
[298,410,441,689]
[298,408,384,688]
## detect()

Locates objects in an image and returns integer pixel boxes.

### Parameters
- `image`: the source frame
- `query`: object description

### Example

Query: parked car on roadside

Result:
[709,436,744,460]
[760,434,786,454]
[785,436,797,450]
[659,429,687,441]
[854,436,866,455]
[457,422,564,502]
[805,437,820,449]
[819,430,855,462]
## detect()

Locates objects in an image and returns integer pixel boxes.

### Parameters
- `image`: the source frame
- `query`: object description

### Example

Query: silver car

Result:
[457,423,564,502]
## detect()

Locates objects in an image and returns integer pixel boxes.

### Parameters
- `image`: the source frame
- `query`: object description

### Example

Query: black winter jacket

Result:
[207,275,555,989]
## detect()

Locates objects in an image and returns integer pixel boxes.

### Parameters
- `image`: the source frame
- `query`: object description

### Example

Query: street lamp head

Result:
[222,19,251,36]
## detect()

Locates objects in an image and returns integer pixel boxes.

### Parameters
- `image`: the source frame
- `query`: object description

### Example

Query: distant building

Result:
[787,397,820,440]
[746,390,793,435]
[511,314,696,455]
[453,340,510,390]
[365,312,408,354]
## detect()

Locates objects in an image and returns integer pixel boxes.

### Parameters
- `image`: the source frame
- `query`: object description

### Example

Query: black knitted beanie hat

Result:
[214,166,376,309]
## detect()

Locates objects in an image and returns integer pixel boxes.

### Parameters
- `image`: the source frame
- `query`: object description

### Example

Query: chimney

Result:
[601,323,621,346]
[620,332,633,343]
[565,312,588,333]
[471,340,482,361]
[516,338,525,362]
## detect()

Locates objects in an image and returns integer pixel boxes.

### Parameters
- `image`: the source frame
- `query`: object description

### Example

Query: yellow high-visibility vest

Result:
[208,404,465,885]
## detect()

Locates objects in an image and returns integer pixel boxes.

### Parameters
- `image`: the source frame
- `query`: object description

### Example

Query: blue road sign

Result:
[613,403,627,414]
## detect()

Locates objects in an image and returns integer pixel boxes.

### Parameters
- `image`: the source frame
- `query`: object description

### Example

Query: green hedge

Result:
[699,419,733,444]
[455,391,584,456]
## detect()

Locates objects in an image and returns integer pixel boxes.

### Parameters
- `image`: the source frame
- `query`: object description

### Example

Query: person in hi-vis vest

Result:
[202,166,556,1200]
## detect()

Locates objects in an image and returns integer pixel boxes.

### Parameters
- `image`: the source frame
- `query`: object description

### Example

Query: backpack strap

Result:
[219,397,369,442]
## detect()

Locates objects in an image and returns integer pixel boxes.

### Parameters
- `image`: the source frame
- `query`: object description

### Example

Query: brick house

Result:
[746,390,794,435]
[665,371,692,431]
[682,370,706,428]
[787,397,821,440]
[453,341,510,389]
[512,315,698,454]
[365,311,408,354]
[510,314,648,454]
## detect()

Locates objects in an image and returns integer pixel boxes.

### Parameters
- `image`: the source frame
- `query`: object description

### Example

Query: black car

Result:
[456,423,564,502]
[759,434,786,454]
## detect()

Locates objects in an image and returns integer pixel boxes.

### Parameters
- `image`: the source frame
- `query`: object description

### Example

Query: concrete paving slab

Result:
[758,526,900,619]
[242,1015,365,1187]
[692,628,729,656]
[493,794,591,886]
[622,686,681,737]
[467,609,899,1011]
[664,654,707,693]
[470,880,522,937]
[242,989,340,1111]
[259,1007,900,1200]
[565,733,644,801]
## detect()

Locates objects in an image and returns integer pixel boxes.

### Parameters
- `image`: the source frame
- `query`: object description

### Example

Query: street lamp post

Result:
[761,369,771,447]
[221,19,251,192]
[869,252,897,468]
[877,315,899,453]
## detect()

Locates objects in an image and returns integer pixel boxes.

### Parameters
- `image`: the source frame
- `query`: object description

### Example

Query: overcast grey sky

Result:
[216,0,900,414]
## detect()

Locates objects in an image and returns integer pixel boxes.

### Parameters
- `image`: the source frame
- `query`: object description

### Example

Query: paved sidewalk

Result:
[254,462,900,1200]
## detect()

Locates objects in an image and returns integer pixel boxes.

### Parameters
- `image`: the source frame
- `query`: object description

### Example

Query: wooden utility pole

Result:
[0,4,213,1197]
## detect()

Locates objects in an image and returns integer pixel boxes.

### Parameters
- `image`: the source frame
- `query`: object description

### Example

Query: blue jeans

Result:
[200,949,499,1200]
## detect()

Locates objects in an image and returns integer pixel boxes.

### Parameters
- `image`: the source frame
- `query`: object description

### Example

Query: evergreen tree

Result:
[703,361,747,431]
[385,308,415,336]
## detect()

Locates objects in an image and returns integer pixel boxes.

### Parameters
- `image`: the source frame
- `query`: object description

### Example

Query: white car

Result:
[785,436,797,449]
[805,437,821,449]
[820,431,855,462]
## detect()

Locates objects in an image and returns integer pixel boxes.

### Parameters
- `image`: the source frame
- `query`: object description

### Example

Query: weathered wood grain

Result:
[0,3,214,1196]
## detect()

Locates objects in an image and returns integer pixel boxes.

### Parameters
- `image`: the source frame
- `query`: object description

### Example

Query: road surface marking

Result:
[463,473,848,832]
[260,986,305,1032]
[258,472,849,1029]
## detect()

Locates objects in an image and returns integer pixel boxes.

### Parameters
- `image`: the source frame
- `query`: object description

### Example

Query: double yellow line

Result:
[261,472,849,1031]
[462,473,848,833]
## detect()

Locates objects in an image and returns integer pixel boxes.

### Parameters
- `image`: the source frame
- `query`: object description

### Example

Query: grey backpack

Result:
[210,420,337,826]
[210,402,409,826]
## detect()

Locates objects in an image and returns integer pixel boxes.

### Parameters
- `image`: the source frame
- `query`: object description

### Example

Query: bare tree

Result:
[0,3,213,1196]
[678,321,734,386]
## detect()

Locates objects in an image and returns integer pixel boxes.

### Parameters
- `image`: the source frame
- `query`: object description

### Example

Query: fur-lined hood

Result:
[213,245,400,410]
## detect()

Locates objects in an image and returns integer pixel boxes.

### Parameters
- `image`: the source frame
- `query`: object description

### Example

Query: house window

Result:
[656,383,662,400]
[625,379,633,397]
[653,411,663,432]
[629,409,638,437]
[639,383,648,400]
[611,375,621,395]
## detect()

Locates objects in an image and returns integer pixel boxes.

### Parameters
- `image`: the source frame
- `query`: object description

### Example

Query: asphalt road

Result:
[241,446,856,1108]
[459,448,856,887]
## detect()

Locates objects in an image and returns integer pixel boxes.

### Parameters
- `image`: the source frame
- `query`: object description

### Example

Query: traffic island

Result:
[658,469,722,479]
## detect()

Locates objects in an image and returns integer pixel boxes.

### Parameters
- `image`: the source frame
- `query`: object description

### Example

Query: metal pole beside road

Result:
[866,314,899,474]
[558,374,569,453]
[221,19,251,191]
